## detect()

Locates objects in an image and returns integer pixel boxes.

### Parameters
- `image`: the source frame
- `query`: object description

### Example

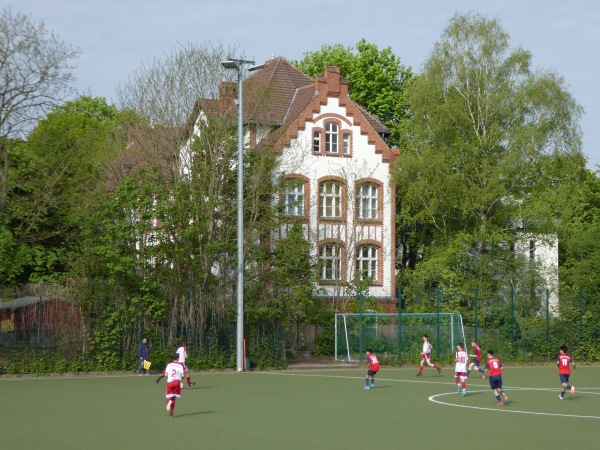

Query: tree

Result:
[559,169,600,293]
[394,13,585,307]
[0,96,125,286]
[0,6,80,214]
[296,39,412,148]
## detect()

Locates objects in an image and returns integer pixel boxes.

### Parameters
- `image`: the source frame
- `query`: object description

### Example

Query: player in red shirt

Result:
[483,350,509,406]
[364,348,380,390]
[557,345,576,400]
[467,340,485,378]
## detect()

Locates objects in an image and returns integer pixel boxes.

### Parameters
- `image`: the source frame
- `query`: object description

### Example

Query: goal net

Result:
[334,313,466,363]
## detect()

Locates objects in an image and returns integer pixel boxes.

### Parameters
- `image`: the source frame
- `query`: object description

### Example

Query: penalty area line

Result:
[429,390,600,420]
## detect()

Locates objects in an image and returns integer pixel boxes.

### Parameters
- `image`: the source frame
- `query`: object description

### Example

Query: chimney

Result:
[219,81,238,113]
[324,66,341,96]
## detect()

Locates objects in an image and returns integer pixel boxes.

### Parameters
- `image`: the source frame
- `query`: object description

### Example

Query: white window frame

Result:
[343,133,351,155]
[320,243,341,280]
[281,181,304,216]
[313,130,321,153]
[357,245,378,281]
[358,183,378,219]
[320,181,342,218]
[325,122,338,154]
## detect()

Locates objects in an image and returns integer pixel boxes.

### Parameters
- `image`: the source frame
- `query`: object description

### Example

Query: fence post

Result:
[436,288,440,361]
[187,285,192,345]
[359,286,364,363]
[511,287,515,351]
[397,287,403,359]
[546,288,550,341]
[474,287,479,341]
[39,296,43,350]
[579,289,583,340]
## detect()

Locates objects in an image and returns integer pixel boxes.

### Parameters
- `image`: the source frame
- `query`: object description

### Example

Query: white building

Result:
[187,57,400,309]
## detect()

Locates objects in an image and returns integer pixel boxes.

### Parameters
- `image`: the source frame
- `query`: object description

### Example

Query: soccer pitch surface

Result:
[1,366,598,450]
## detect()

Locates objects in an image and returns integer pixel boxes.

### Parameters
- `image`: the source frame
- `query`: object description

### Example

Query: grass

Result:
[0,365,598,449]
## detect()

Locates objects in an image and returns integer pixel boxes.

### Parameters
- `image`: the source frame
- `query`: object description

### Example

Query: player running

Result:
[467,340,485,378]
[176,342,195,387]
[156,354,185,417]
[416,334,442,376]
[454,343,468,396]
[557,345,576,400]
[364,348,380,390]
[483,350,509,406]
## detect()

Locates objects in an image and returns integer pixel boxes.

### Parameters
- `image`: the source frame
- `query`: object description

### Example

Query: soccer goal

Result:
[334,312,466,363]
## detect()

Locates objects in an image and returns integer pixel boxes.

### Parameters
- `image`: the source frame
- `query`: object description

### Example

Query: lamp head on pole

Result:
[221,58,255,70]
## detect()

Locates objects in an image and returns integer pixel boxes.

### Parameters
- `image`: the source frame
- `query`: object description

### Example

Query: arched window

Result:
[357,183,379,219]
[325,122,338,153]
[320,181,342,218]
[281,179,305,216]
[320,243,342,280]
[356,245,378,281]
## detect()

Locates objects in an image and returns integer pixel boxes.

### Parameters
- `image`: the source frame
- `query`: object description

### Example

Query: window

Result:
[357,183,378,219]
[320,181,342,218]
[320,243,341,280]
[313,130,321,153]
[325,122,338,153]
[357,245,378,281]
[343,133,351,155]
[281,181,304,216]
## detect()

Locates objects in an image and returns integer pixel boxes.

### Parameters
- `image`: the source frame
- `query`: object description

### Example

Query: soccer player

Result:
[467,340,485,378]
[483,350,509,406]
[156,354,185,417]
[454,343,468,396]
[364,348,380,390]
[176,341,195,387]
[416,334,442,376]
[557,345,576,400]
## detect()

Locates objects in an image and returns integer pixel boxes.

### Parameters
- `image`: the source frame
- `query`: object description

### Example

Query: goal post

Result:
[334,312,466,363]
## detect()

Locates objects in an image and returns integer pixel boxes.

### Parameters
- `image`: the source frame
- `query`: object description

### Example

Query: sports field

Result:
[1,365,598,449]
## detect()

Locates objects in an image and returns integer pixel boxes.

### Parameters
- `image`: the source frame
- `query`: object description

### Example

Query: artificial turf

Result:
[1,365,598,449]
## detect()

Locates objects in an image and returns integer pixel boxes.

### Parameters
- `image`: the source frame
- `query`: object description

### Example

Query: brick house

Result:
[183,57,400,310]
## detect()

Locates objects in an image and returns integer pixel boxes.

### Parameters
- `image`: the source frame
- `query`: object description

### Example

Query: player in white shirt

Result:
[156,354,186,417]
[176,342,195,387]
[416,334,442,376]
[455,343,469,396]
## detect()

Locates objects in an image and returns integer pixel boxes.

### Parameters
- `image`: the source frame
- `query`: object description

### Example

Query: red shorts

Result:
[455,372,467,378]
[166,380,182,398]
[421,353,431,361]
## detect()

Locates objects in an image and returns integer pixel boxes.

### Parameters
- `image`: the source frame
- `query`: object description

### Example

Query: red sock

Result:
[434,365,439,369]
[462,382,466,389]
[455,379,460,385]
[186,375,191,386]
[419,366,423,374]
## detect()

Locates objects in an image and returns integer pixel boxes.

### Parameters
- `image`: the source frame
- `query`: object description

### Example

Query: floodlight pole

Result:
[221,58,254,372]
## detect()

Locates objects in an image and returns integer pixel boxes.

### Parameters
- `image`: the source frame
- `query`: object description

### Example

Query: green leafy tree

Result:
[0,6,79,286]
[1,97,125,286]
[296,39,412,148]
[559,169,600,293]
[395,13,585,310]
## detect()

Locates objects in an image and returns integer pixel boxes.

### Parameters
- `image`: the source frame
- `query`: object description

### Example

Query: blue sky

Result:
[13,0,600,168]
